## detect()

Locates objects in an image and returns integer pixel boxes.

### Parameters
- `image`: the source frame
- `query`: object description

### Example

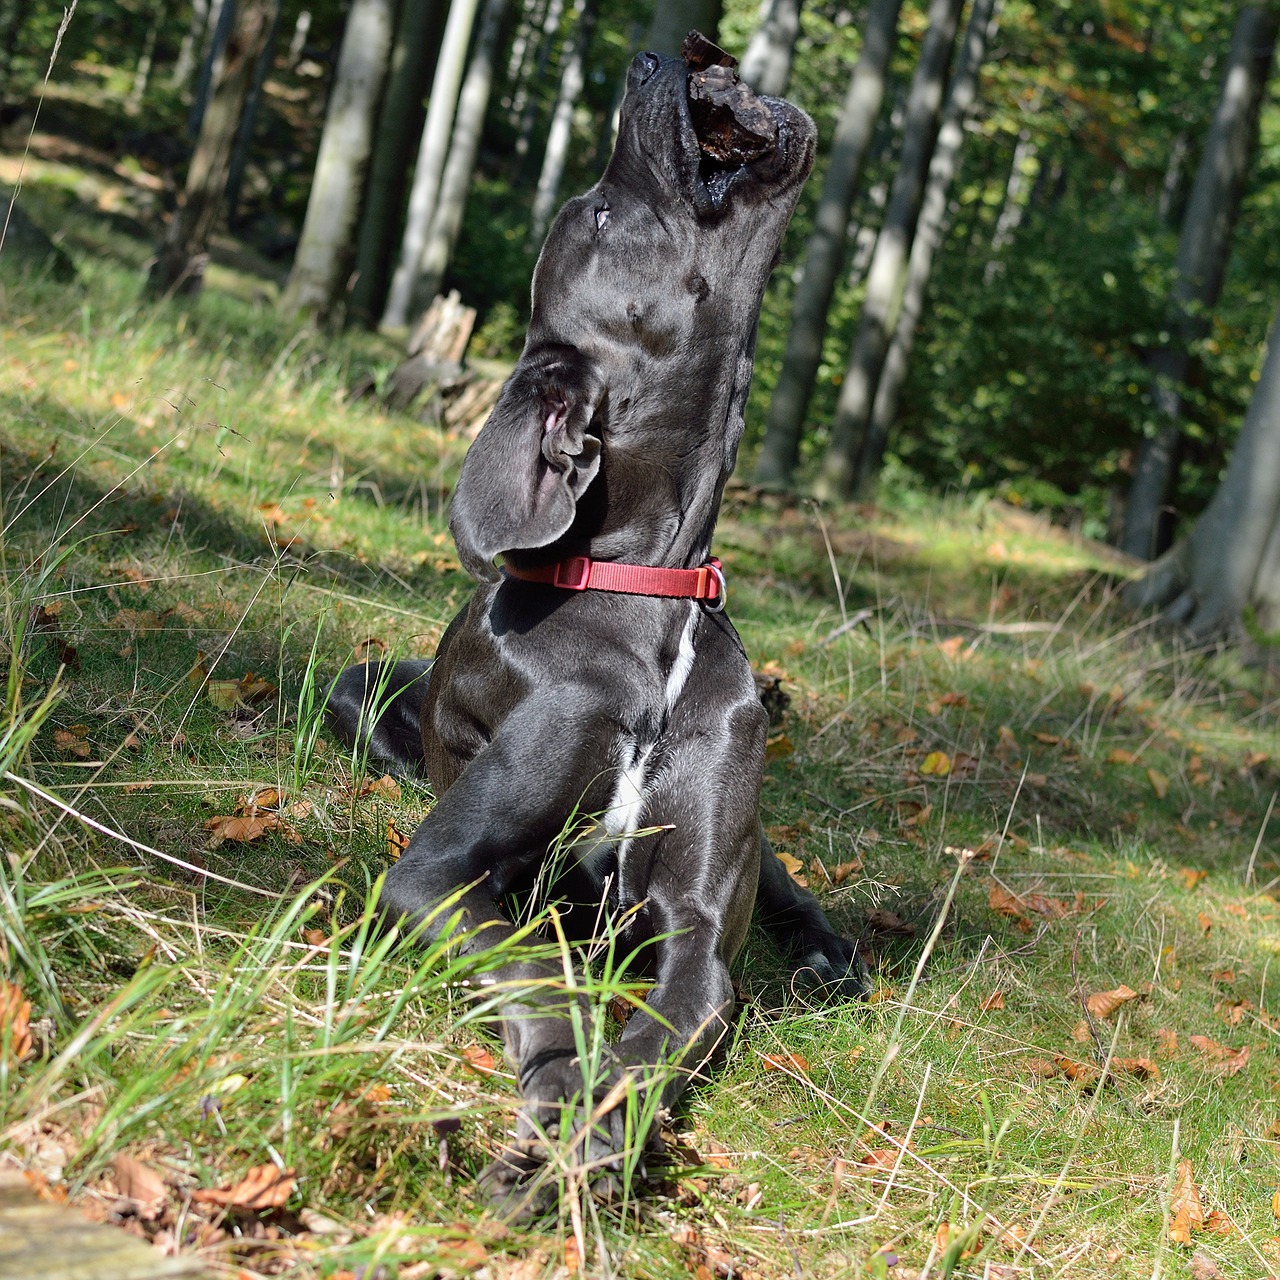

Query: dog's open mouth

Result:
[682,31,779,209]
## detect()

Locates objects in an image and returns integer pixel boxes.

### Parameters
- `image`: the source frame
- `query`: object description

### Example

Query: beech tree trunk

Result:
[413,0,509,309]
[739,0,802,96]
[815,0,964,502]
[349,0,443,325]
[225,3,279,224]
[279,0,396,320]
[1129,296,1280,641]
[528,0,594,244]
[860,0,1002,483]
[1120,6,1279,561]
[981,122,1036,284]
[146,0,280,298]
[188,0,233,136]
[752,0,902,490]
[127,4,165,114]
[512,0,564,160]
[170,0,211,91]
[381,0,481,331]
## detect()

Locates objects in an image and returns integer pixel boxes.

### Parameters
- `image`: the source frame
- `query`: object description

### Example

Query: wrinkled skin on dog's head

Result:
[449,34,816,581]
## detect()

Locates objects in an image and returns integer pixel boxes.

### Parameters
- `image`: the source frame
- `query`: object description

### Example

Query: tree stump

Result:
[0,1171,209,1280]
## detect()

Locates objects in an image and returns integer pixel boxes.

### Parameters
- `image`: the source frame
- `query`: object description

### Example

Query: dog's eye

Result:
[594,204,610,231]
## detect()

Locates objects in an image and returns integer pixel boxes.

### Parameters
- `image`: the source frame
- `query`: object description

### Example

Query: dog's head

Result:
[451,34,816,582]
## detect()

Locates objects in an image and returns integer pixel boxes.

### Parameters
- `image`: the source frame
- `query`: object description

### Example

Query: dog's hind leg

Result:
[756,825,870,998]
[325,659,433,775]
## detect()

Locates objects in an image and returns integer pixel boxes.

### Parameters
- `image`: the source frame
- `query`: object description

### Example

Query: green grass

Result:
[4,150,1280,1280]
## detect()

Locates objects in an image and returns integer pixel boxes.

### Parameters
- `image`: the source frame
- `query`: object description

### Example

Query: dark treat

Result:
[687,62,777,166]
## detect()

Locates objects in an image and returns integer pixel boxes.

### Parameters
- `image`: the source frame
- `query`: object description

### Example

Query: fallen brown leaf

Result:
[1168,1158,1205,1247]
[1086,985,1140,1019]
[192,1163,295,1212]
[980,990,1005,1012]
[761,1051,809,1074]
[460,1044,497,1075]
[204,812,302,849]
[0,978,33,1064]
[1188,1035,1250,1076]
[111,1154,168,1220]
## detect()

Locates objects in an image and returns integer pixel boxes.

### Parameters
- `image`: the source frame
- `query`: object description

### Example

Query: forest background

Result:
[5,0,1279,565]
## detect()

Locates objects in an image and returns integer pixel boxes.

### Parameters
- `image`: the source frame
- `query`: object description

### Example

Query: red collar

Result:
[502,555,725,609]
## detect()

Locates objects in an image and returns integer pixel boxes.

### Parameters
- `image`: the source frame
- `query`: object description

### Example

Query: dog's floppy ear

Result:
[449,344,604,581]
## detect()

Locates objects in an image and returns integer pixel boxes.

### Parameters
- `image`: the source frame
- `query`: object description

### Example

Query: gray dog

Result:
[327,35,866,1206]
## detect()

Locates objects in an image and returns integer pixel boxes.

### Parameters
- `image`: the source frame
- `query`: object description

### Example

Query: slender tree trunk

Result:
[127,4,165,114]
[381,0,481,331]
[753,0,903,490]
[815,0,964,502]
[739,0,802,96]
[350,0,443,325]
[1121,6,1279,560]
[413,0,510,309]
[225,2,280,225]
[286,8,311,70]
[504,0,548,119]
[513,0,565,161]
[188,0,232,136]
[861,0,1002,484]
[279,0,397,320]
[146,0,280,298]
[1130,296,1280,640]
[642,0,720,57]
[170,0,210,91]
[982,120,1036,284]
[528,0,593,244]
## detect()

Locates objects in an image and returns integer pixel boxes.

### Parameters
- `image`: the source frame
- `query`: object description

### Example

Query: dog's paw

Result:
[478,1140,558,1222]
[792,932,871,1000]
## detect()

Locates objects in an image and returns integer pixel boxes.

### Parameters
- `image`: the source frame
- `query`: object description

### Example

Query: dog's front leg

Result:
[377,695,631,1170]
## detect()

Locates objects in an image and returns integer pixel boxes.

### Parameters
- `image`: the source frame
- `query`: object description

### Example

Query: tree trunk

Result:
[225,2,280,225]
[1129,296,1280,641]
[1120,6,1279,561]
[146,0,280,298]
[981,124,1036,284]
[279,0,396,320]
[739,0,802,96]
[381,0,481,331]
[860,0,1001,485]
[286,8,311,70]
[127,3,165,114]
[752,0,903,490]
[815,0,964,502]
[503,0,549,121]
[528,0,594,244]
[512,0,565,161]
[188,0,233,136]
[349,0,443,325]
[642,0,720,57]
[169,0,210,91]
[413,0,510,309]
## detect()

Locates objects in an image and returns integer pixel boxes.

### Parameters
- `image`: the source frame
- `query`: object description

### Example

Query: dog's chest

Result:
[598,604,698,848]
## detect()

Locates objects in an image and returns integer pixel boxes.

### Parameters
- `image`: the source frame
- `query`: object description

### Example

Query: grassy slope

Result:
[3,143,1280,1280]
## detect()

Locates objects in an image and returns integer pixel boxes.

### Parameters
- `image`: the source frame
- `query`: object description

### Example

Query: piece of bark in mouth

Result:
[681,29,737,72]
[687,63,777,165]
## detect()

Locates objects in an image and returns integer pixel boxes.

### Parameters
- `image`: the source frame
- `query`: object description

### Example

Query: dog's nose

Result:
[630,51,661,87]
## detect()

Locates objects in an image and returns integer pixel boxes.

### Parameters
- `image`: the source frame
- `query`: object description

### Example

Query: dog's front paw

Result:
[793,932,871,1000]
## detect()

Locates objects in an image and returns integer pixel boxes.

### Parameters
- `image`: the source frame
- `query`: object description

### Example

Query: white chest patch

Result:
[664,604,698,714]
[598,604,698,847]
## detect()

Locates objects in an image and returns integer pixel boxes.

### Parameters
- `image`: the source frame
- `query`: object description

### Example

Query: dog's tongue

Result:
[682,30,777,166]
